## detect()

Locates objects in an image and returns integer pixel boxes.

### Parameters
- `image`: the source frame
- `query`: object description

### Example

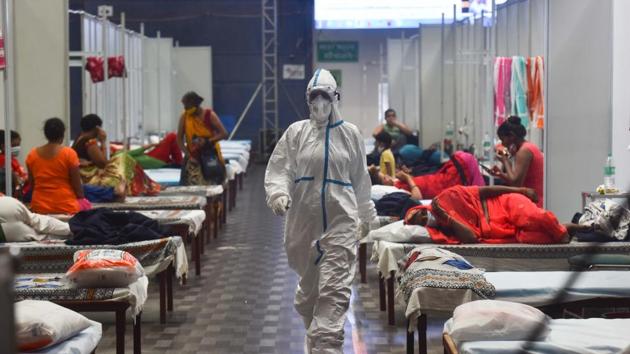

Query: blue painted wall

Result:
[69,0,313,150]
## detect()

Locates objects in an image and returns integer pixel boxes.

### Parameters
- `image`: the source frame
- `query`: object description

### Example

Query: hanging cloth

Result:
[494,57,512,126]
[527,56,545,129]
[510,56,529,127]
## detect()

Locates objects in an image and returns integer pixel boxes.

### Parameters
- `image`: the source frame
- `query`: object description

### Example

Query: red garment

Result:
[395,154,470,199]
[147,132,183,165]
[405,186,566,245]
[0,153,27,180]
[521,142,544,207]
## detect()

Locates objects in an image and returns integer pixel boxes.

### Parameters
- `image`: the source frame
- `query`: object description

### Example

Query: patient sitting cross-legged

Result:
[404,185,590,244]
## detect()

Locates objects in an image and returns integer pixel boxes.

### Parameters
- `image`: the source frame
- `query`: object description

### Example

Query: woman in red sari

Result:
[405,185,588,244]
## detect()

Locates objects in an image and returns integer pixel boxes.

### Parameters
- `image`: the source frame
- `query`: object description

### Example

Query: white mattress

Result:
[21,320,102,354]
[145,168,181,186]
[488,271,630,307]
[404,270,630,330]
[444,318,630,354]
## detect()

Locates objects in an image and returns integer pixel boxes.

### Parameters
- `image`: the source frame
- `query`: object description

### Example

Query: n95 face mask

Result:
[309,96,332,124]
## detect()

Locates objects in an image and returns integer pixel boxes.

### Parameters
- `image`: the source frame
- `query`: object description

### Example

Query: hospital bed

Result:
[144,167,236,215]
[403,270,630,354]
[15,274,148,354]
[53,208,207,277]
[442,316,630,354]
[159,185,224,242]
[372,240,630,325]
[6,236,187,325]
[21,320,102,354]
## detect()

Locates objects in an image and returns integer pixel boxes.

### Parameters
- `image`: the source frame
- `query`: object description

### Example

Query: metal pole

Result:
[400,30,406,125]
[417,23,422,147]
[490,0,497,185]
[2,0,14,197]
[229,83,263,140]
[452,4,458,150]
[101,15,110,159]
[156,30,162,134]
[140,23,145,141]
[121,12,128,149]
[440,13,445,161]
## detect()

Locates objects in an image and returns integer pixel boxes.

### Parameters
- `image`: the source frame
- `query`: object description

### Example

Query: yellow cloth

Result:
[379,148,396,177]
[183,108,224,164]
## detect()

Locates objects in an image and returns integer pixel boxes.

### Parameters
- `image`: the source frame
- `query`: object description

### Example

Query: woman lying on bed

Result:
[404,185,590,244]
[370,151,485,200]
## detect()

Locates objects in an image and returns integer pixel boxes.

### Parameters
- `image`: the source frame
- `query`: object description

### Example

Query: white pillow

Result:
[365,220,431,243]
[371,185,409,201]
[65,249,145,288]
[15,300,92,351]
[449,300,550,343]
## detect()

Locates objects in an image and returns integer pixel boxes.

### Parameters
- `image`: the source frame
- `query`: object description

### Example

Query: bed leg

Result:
[167,264,174,312]
[359,243,367,283]
[213,199,219,239]
[407,318,414,354]
[133,312,142,354]
[418,314,427,354]
[194,233,201,276]
[204,204,212,245]
[388,271,395,326]
[379,272,386,312]
[221,191,227,225]
[159,271,166,324]
[239,173,243,191]
[115,309,126,354]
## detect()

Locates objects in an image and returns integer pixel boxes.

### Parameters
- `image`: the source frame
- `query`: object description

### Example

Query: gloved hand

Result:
[271,196,290,216]
[358,218,383,240]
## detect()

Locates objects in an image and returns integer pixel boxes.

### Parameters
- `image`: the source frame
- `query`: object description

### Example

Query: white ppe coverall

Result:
[264,69,376,353]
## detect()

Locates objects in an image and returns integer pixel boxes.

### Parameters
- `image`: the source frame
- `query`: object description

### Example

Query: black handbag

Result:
[199,141,226,184]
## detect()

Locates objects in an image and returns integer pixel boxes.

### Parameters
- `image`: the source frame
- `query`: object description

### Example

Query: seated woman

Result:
[72,114,160,197]
[491,116,544,206]
[26,118,89,214]
[0,195,71,241]
[129,132,183,169]
[370,151,485,200]
[0,129,28,197]
[176,91,228,185]
[372,131,395,178]
[404,185,589,244]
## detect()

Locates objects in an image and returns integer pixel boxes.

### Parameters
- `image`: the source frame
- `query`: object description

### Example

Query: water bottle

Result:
[604,154,616,190]
[445,121,454,138]
[482,132,492,161]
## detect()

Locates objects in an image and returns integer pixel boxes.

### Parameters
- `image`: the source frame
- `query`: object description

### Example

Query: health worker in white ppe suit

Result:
[265,68,376,353]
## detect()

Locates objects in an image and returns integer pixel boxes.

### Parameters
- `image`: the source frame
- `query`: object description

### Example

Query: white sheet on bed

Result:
[145,168,181,185]
[444,318,630,354]
[487,271,630,307]
[405,270,630,331]
[21,320,102,354]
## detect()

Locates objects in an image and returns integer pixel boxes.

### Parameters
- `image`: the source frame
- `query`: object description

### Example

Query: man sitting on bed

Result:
[404,185,590,244]
[369,151,485,200]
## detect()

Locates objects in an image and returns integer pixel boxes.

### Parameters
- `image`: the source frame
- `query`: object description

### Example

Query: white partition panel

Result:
[387,38,419,132]
[15,0,69,160]
[173,46,213,113]
[143,37,174,135]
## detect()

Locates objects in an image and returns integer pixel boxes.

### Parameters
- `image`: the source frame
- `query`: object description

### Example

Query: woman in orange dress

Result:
[26,118,87,214]
[405,185,588,244]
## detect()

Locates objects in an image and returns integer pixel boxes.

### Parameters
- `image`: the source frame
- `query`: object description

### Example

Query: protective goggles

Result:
[308,88,339,103]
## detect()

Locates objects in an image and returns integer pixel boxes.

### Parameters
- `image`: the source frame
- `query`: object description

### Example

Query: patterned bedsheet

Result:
[373,240,630,278]
[138,209,206,235]
[93,195,207,210]
[15,274,148,316]
[4,236,188,280]
[160,185,223,198]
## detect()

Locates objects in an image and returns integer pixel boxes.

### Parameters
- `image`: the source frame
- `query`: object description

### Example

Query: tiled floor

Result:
[95,165,445,354]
